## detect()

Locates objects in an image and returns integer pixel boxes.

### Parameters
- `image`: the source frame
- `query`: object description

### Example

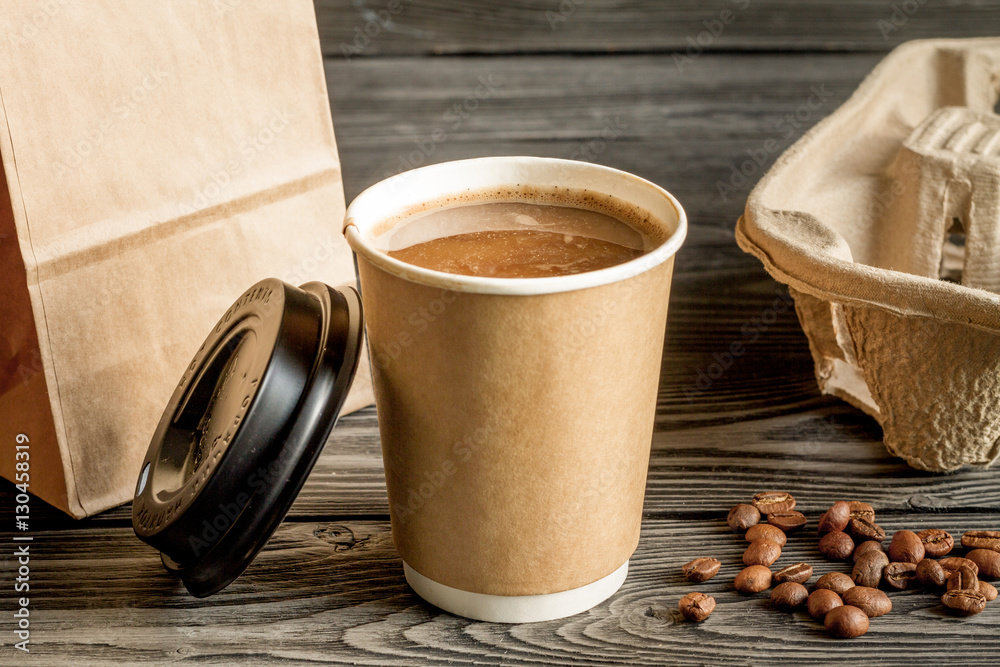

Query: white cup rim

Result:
[344,156,687,295]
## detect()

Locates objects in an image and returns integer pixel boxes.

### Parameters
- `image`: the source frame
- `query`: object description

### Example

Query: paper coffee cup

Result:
[344,157,686,623]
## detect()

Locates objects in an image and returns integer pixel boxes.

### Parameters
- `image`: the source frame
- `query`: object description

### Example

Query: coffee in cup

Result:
[386,198,650,278]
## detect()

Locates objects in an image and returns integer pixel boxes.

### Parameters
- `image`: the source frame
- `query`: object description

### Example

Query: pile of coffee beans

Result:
[678,493,999,639]
[813,504,998,619]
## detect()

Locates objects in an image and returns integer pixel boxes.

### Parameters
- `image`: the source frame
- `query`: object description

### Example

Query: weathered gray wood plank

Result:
[327,52,879,212]
[16,515,1000,665]
[7,397,1000,528]
[314,0,1000,57]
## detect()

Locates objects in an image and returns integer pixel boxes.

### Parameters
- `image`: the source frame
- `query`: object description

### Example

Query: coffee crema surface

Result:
[385,200,650,278]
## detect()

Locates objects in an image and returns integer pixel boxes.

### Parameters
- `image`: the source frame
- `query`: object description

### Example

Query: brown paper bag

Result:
[0,1,373,518]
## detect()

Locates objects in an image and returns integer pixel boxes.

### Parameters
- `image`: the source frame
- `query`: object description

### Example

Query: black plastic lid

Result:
[132,278,363,597]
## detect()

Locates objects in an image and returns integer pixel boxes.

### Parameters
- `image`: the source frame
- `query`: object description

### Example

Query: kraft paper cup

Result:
[344,156,686,623]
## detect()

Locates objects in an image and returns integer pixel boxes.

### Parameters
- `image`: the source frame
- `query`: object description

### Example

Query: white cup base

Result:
[402,560,629,623]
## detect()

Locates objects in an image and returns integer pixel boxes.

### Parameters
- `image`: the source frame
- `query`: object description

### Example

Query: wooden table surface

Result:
[4,2,1000,664]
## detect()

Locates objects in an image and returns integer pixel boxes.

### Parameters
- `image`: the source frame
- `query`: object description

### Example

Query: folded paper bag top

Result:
[132,279,364,597]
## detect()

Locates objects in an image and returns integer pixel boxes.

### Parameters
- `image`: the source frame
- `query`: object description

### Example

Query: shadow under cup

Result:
[344,157,687,623]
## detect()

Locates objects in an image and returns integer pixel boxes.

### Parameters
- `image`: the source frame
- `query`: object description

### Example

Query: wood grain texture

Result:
[8,400,1000,528]
[314,0,1000,57]
[326,52,878,207]
[4,9,1000,664]
[11,516,1000,665]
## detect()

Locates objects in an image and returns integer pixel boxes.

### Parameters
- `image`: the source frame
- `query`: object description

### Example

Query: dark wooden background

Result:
[3,1,1000,664]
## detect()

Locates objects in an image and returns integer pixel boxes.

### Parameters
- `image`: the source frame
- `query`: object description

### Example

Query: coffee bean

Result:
[916,528,954,558]
[961,530,1000,552]
[884,561,918,589]
[815,572,855,595]
[967,549,1000,580]
[847,501,875,522]
[752,491,796,515]
[825,605,869,638]
[946,564,979,592]
[852,551,889,588]
[727,504,760,532]
[734,565,772,594]
[818,531,855,561]
[682,557,721,583]
[979,580,998,601]
[808,589,843,620]
[771,582,809,611]
[888,530,925,564]
[768,510,807,533]
[744,539,782,567]
[852,540,885,563]
[745,523,787,547]
[847,517,886,543]
[939,557,979,576]
[915,558,948,589]
[818,501,850,535]
[678,592,716,621]
[774,562,813,585]
[842,586,892,618]
[941,589,987,616]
